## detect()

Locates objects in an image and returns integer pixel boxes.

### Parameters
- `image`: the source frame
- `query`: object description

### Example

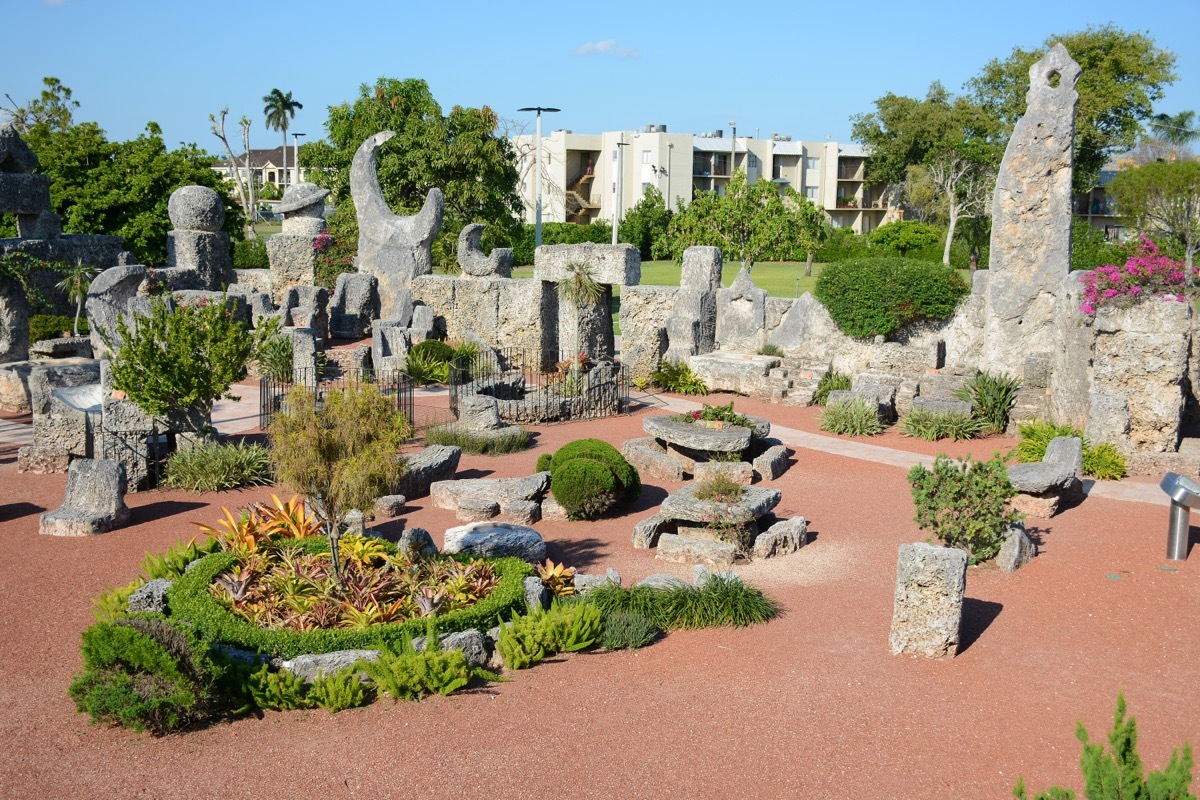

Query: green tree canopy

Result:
[301,77,523,269]
[618,186,672,260]
[967,25,1178,192]
[3,77,243,263]
[664,171,811,269]
[1109,160,1200,269]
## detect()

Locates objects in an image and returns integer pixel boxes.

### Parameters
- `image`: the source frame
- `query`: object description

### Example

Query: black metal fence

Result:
[258,368,414,430]
[98,420,171,491]
[449,348,630,424]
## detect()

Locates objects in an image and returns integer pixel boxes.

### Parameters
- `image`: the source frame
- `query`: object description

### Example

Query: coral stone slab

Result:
[643,415,751,453]
[660,482,781,525]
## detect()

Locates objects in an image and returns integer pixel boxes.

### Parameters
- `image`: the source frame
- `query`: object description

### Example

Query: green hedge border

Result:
[168,537,532,658]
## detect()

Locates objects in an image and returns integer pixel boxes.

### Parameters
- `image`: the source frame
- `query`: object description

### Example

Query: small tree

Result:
[618,186,672,260]
[269,383,410,585]
[105,296,263,420]
[55,258,99,336]
[1108,161,1200,271]
[796,194,831,277]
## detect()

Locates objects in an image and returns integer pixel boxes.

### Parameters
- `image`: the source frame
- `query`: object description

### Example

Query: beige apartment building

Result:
[510,125,900,234]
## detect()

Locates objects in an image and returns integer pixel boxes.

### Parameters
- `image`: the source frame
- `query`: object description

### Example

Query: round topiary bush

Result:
[552,457,618,520]
[549,439,639,504]
[545,438,641,520]
[814,257,969,340]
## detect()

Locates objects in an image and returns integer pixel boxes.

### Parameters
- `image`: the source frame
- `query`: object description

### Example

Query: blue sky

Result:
[4,0,1197,152]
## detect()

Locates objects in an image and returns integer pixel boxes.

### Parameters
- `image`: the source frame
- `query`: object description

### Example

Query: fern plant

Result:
[650,360,709,395]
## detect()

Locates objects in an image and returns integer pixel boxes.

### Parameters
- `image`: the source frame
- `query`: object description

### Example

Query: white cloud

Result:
[572,39,640,58]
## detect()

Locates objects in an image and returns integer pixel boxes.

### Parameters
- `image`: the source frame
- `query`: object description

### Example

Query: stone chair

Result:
[1007,436,1084,517]
[39,458,130,536]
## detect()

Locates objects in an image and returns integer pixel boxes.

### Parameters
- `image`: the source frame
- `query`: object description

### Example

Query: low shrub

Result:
[814,257,969,339]
[1078,235,1195,318]
[545,439,641,521]
[552,458,618,520]
[600,610,661,651]
[1014,693,1195,800]
[424,424,531,455]
[907,453,1022,562]
[813,371,852,406]
[497,601,603,669]
[29,313,87,344]
[409,339,456,364]
[1014,420,1127,480]
[757,343,784,357]
[405,348,450,386]
[650,359,709,395]
[162,441,273,492]
[954,371,1021,435]
[359,636,475,701]
[900,408,982,442]
[69,615,222,734]
[820,396,884,437]
[1083,441,1128,481]
[309,668,373,713]
[585,574,778,630]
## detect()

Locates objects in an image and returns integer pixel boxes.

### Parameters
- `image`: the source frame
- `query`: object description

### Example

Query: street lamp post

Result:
[612,135,628,245]
[292,132,306,186]
[518,106,560,250]
[729,120,736,182]
[667,142,673,207]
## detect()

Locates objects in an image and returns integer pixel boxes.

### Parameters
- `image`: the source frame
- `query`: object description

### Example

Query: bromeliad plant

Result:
[200,528,502,633]
[673,401,754,429]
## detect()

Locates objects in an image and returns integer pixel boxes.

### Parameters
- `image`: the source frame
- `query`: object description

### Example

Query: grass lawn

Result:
[252,221,283,237]
[512,260,827,299]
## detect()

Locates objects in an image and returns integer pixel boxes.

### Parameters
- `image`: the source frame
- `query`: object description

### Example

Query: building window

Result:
[804,186,819,200]
[805,156,821,170]
[642,182,652,196]
[642,150,651,164]
[267,171,276,183]
[748,153,759,168]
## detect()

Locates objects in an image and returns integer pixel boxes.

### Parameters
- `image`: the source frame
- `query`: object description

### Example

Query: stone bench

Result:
[1007,436,1083,517]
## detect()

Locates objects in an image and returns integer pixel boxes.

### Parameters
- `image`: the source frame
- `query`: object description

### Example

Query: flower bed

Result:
[170,538,531,659]
[1079,236,1195,317]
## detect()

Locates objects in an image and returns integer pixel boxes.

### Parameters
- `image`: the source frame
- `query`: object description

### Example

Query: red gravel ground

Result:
[0,392,1194,799]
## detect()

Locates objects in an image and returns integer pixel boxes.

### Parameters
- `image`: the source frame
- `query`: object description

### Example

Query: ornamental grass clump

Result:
[820,395,884,436]
[900,408,982,442]
[1079,236,1196,318]
[162,441,273,492]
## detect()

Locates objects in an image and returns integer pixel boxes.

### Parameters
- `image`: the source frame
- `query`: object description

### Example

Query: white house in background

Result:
[212,147,309,193]
[509,125,901,234]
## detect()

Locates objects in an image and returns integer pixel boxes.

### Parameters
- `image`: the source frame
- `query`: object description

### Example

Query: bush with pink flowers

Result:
[1079,236,1196,318]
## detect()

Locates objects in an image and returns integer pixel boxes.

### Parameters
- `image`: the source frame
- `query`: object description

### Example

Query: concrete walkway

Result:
[641,392,1168,508]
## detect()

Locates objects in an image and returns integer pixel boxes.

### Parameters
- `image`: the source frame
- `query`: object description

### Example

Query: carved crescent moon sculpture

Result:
[351,131,444,320]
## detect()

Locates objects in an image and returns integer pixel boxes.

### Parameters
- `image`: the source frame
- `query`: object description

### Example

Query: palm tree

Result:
[55,258,99,337]
[262,89,303,188]
[1148,111,1199,161]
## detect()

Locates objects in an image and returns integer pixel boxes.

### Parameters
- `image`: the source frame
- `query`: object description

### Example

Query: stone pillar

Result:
[267,182,330,304]
[888,542,967,658]
[0,277,30,363]
[166,186,234,291]
[981,44,1080,376]
[716,267,767,352]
